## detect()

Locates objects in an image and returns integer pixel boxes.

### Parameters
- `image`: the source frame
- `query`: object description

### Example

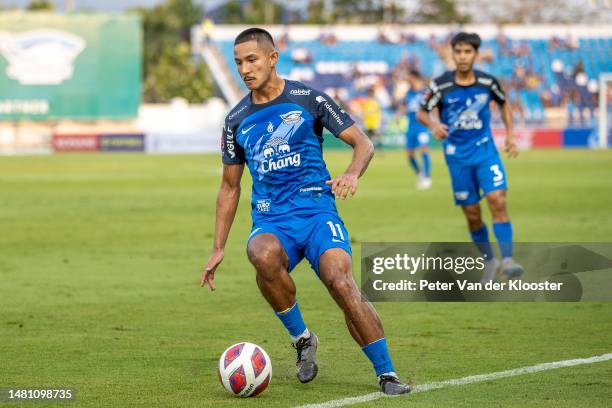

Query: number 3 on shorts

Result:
[490,164,504,182]
[327,221,346,242]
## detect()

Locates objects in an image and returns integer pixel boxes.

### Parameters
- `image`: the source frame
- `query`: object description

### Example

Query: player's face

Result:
[234,40,278,91]
[407,74,419,88]
[452,42,477,73]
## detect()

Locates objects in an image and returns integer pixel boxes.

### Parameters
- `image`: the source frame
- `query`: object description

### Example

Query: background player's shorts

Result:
[447,154,508,206]
[406,130,430,150]
[246,211,352,277]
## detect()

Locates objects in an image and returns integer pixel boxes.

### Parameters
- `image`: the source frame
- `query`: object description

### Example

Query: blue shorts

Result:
[447,154,508,206]
[405,129,430,150]
[247,211,352,276]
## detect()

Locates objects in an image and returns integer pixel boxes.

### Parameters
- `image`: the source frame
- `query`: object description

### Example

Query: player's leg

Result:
[405,131,421,179]
[246,231,314,382]
[479,157,523,278]
[449,163,498,281]
[462,203,500,282]
[406,148,420,175]
[305,214,409,394]
[248,229,318,383]
[318,249,409,394]
[418,132,432,188]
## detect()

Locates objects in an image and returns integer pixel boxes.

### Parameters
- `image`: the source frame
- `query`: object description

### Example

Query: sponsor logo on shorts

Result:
[455,191,469,201]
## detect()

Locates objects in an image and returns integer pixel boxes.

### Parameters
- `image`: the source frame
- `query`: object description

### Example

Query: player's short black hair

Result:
[408,69,421,78]
[450,32,481,51]
[234,27,275,49]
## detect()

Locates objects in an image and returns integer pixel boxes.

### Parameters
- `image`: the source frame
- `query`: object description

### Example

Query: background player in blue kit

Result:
[200,28,410,395]
[398,69,432,189]
[417,32,524,282]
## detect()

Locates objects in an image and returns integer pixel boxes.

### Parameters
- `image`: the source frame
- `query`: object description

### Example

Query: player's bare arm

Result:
[325,124,374,200]
[500,102,518,158]
[200,163,245,290]
[417,108,448,140]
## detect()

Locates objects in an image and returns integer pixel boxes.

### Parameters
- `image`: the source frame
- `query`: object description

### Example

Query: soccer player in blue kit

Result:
[200,28,410,395]
[400,69,432,189]
[417,32,524,282]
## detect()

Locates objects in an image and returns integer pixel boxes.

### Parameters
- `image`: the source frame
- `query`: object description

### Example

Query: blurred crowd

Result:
[277,27,606,129]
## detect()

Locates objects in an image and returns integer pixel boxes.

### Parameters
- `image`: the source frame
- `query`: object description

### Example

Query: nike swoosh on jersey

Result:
[242,124,256,134]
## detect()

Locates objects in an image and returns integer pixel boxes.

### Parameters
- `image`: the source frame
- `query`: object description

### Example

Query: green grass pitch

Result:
[1,149,611,407]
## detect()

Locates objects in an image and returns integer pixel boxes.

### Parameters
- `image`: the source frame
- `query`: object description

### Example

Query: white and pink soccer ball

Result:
[217,342,272,397]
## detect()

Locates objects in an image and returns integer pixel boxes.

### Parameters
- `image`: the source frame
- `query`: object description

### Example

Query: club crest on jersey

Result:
[280,110,302,125]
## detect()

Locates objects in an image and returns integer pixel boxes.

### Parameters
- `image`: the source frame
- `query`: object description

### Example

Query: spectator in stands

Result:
[277,26,290,51]
[319,26,337,46]
[361,88,383,149]
[291,47,312,64]
[572,60,585,78]
[496,27,510,55]
[201,17,214,44]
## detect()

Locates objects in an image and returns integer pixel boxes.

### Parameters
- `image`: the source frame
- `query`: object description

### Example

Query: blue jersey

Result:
[405,88,429,135]
[221,80,354,222]
[421,70,506,166]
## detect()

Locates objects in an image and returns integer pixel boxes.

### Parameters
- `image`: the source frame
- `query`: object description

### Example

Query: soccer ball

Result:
[217,342,272,397]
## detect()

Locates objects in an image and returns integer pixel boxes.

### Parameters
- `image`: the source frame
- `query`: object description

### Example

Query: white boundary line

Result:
[294,353,612,408]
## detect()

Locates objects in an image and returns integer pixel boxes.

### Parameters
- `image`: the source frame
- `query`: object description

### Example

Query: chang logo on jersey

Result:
[254,111,306,178]
[453,109,483,130]
[290,89,311,96]
[260,136,301,173]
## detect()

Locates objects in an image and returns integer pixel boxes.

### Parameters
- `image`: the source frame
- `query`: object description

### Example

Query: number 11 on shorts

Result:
[327,221,345,242]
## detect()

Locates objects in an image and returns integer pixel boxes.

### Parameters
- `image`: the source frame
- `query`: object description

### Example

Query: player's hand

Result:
[505,139,519,158]
[326,173,358,200]
[432,123,449,140]
[200,249,223,291]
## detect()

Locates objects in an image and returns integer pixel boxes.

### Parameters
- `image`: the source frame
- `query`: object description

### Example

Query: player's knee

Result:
[247,240,283,272]
[326,275,355,298]
[488,194,507,214]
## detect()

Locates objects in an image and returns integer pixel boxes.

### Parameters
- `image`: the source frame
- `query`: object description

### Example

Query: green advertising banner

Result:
[0,12,141,120]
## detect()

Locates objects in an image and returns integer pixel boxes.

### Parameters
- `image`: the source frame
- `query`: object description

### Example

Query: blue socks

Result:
[362,338,396,377]
[493,221,513,259]
[279,305,397,377]
[422,151,431,177]
[275,302,308,342]
[470,224,494,260]
[408,156,420,174]
[471,222,514,260]
[408,152,431,177]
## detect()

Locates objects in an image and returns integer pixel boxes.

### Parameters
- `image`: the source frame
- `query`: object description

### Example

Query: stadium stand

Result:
[210,26,612,127]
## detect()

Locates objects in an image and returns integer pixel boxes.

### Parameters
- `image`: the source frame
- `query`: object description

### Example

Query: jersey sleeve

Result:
[420,80,442,112]
[311,90,354,137]
[221,118,245,165]
[489,76,506,105]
